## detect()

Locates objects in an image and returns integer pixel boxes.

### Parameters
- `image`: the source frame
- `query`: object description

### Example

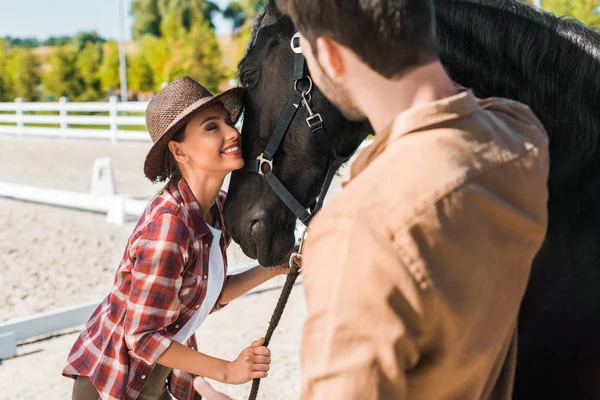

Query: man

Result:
[198,0,549,398]
[284,0,549,399]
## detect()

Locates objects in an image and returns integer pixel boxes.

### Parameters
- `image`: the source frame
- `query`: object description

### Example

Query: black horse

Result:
[223,0,600,398]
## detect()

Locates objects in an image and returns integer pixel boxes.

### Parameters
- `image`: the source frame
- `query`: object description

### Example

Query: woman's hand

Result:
[224,338,271,384]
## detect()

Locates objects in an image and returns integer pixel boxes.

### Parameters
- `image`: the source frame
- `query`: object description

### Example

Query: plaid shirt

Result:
[63,178,231,400]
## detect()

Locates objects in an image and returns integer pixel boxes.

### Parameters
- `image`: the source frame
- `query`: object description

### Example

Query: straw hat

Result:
[143,76,244,182]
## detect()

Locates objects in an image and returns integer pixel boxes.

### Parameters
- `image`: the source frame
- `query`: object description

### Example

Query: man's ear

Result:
[273,0,290,16]
[315,37,345,80]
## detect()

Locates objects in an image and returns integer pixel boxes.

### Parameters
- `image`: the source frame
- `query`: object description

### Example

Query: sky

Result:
[0,0,234,41]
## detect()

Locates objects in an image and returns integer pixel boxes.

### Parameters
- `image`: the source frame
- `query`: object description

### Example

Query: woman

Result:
[63,76,290,400]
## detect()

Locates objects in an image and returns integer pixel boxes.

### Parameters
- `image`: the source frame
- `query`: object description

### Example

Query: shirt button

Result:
[175,324,180,329]
[141,375,146,379]
[195,304,200,308]
[203,275,207,280]
[205,243,209,248]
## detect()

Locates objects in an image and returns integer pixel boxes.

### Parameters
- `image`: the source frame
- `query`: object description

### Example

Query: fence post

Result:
[109,95,118,143]
[59,97,68,139]
[15,98,23,136]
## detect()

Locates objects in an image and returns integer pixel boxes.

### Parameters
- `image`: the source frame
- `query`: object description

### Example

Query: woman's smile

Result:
[221,143,242,156]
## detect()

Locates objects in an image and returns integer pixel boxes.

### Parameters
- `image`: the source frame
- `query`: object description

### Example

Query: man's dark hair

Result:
[287,0,438,79]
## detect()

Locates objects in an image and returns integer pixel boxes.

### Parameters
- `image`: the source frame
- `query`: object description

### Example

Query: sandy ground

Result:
[0,278,305,400]
[0,136,354,399]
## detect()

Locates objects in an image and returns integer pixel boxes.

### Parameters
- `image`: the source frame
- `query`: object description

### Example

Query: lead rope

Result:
[247,230,307,400]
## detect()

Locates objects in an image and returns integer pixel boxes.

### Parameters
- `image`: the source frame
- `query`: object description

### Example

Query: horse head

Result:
[223,1,368,266]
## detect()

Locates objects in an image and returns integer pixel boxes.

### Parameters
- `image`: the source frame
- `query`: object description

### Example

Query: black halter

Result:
[242,33,353,226]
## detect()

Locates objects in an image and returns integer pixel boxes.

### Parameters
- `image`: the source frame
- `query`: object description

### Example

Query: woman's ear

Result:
[168,140,188,163]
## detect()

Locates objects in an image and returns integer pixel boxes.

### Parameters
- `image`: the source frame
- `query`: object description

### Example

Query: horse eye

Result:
[241,69,260,88]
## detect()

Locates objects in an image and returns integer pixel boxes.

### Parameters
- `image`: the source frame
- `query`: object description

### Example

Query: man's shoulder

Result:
[320,113,548,234]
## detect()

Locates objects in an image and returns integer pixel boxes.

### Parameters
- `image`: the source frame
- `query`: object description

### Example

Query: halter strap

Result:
[242,32,354,226]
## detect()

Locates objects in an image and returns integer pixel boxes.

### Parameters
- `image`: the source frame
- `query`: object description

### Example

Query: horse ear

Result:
[273,0,290,16]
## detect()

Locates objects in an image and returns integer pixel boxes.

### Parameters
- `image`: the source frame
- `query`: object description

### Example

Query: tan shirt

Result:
[300,90,549,400]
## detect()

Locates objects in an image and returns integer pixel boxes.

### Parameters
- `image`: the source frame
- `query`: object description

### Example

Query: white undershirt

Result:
[173,224,225,343]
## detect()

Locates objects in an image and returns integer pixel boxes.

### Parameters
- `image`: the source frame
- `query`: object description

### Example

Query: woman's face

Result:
[171,104,244,176]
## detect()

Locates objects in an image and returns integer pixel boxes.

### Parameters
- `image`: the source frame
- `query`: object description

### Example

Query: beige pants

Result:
[71,364,173,400]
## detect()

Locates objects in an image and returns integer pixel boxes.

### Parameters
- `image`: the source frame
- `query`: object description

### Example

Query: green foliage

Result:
[76,42,104,100]
[530,0,600,28]
[129,41,155,92]
[131,0,220,39]
[223,0,267,29]
[0,0,268,101]
[131,0,162,40]
[0,39,12,101]
[223,1,246,29]
[42,36,72,47]
[71,31,107,51]
[98,41,122,94]
[130,10,224,92]
[3,36,40,48]
[5,48,41,101]
[181,11,225,92]
[43,45,85,100]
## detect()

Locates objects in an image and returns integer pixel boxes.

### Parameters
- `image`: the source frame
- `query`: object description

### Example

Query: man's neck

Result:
[352,61,458,133]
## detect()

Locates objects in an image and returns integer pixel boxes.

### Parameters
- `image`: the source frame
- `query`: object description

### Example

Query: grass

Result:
[0,110,146,131]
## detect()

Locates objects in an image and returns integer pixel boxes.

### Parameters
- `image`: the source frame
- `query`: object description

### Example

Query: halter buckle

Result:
[307,114,324,130]
[256,153,273,176]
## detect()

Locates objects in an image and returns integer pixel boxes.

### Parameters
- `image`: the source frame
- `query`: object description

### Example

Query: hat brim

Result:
[144,87,245,182]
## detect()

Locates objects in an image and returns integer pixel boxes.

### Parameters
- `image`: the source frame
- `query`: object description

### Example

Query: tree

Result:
[98,41,122,94]
[223,1,247,30]
[42,36,71,47]
[0,39,13,101]
[4,36,40,48]
[128,39,155,92]
[529,0,600,28]
[5,48,41,101]
[180,11,225,92]
[72,31,107,51]
[223,0,266,29]
[131,0,220,39]
[42,45,85,100]
[131,0,161,40]
[76,42,104,100]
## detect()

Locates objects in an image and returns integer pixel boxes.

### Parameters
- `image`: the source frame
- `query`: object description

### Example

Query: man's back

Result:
[300,90,549,399]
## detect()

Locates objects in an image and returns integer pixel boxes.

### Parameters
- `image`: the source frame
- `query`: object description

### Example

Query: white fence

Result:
[0,96,151,142]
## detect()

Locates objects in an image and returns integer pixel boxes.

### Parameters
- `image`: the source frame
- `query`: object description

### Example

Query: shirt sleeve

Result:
[123,213,191,365]
[300,213,427,400]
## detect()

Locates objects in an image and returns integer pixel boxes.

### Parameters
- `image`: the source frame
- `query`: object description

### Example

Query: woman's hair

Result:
[164,125,187,182]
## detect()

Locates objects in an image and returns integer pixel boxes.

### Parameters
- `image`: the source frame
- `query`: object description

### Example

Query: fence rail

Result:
[0,96,151,142]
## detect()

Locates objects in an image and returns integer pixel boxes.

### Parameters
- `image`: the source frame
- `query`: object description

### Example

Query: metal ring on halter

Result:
[294,76,313,95]
[290,32,302,54]
[289,252,303,271]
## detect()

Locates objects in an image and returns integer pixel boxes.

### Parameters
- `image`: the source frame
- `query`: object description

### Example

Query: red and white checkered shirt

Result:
[63,178,231,400]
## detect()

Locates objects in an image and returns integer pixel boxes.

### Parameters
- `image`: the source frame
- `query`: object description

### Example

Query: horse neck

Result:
[434,0,600,187]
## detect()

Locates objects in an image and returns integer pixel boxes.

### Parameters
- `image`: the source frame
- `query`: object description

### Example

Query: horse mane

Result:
[238,2,283,74]
[435,0,600,184]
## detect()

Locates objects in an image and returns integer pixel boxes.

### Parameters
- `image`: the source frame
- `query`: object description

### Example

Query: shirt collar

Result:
[172,177,225,238]
[349,89,479,182]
